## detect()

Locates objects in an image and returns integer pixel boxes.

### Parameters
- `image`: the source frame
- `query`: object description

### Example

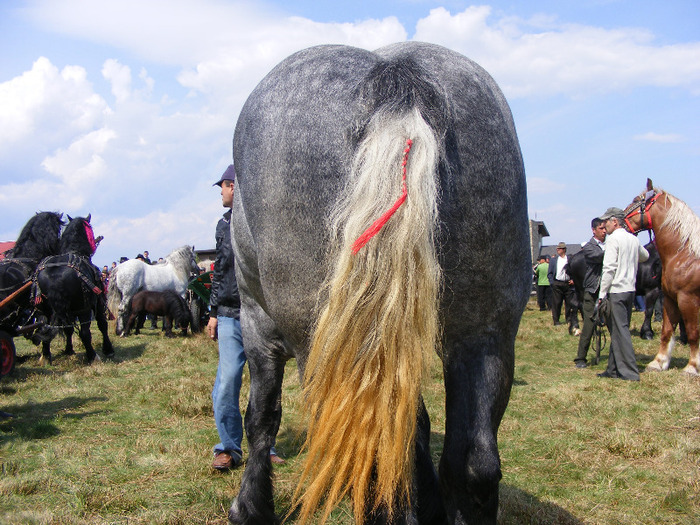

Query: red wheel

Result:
[0,331,16,378]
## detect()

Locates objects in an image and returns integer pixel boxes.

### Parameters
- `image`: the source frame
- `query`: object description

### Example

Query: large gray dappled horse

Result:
[230,42,531,525]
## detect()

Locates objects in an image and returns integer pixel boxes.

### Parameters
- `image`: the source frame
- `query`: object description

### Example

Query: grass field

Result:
[0,300,698,524]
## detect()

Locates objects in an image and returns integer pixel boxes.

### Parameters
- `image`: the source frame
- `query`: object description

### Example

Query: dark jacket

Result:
[582,237,605,294]
[547,255,570,284]
[209,210,240,319]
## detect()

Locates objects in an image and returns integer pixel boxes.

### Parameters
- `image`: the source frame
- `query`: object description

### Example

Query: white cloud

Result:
[102,59,132,103]
[0,57,109,157]
[414,6,700,98]
[633,132,685,143]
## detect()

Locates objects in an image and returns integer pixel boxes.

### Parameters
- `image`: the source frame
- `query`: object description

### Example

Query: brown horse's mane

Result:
[656,189,700,258]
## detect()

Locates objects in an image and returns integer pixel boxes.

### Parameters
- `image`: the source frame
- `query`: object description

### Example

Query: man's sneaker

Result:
[270,453,285,465]
[212,450,242,471]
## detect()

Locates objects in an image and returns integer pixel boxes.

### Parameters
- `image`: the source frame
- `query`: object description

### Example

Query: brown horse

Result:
[124,290,190,337]
[622,178,700,375]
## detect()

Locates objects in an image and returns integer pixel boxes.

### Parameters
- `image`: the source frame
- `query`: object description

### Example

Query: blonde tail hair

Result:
[294,107,441,524]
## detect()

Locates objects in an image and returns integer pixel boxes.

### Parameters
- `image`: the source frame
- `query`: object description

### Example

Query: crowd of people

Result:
[533,207,650,381]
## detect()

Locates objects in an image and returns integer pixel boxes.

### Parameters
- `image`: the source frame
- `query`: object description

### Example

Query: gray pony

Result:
[229,42,530,525]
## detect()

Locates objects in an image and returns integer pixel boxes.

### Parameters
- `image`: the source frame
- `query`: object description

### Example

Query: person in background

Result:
[533,255,551,311]
[574,218,607,368]
[143,251,152,264]
[208,164,284,471]
[597,207,649,381]
[547,242,576,326]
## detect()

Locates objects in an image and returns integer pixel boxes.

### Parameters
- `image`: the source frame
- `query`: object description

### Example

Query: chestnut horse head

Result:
[622,178,700,375]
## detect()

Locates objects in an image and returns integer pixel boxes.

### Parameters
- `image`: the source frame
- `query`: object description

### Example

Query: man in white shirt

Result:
[597,207,649,380]
[547,241,576,327]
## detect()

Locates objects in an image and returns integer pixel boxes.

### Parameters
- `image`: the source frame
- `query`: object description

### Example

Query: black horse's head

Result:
[60,214,99,257]
[9,211,64,261]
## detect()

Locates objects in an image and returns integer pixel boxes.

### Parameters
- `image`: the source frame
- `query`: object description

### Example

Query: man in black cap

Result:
[547,241,576,327]
[597,206,649,380]
[207,164,284,470]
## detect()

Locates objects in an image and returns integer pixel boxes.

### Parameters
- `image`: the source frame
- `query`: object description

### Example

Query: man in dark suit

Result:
[574,219,607,367]
[548,242,576,326]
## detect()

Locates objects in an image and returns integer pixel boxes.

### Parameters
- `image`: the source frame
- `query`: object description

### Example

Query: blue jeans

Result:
[212,316,246,456]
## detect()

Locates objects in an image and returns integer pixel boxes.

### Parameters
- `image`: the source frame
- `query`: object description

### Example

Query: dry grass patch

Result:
[0,302,697,524]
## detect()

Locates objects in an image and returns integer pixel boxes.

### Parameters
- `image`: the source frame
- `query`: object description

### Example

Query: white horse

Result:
[108,245,198,336]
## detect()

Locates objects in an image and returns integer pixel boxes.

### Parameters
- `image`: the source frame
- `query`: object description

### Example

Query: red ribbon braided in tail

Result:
[351,138,413,254]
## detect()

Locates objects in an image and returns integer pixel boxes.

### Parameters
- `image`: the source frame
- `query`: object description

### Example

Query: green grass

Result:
[0,300,698,524]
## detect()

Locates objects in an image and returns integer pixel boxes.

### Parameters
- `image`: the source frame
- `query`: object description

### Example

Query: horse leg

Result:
[95,299,115,359]
[639,288,660,340]
[77,314,97,364]
[135,313,146,334]
[63,325,75,355]
[164,315,174,337]
[439,335,513,525]
[364,399,446,525]
[39,339,52,366]
[124,312,137,336]
[229,308,285,525]
[647,298,681,371]
[677,296,699,375]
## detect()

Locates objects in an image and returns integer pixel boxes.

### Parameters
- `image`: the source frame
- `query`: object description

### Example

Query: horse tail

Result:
[107,266,121,316]
[296,69,442,524]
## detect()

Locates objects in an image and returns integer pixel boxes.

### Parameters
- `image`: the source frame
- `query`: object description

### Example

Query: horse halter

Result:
[624,190,659,234]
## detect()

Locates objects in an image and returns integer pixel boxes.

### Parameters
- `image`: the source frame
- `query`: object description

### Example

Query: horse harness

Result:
[0,257,36,293]
[32,253,104,306]
[624,190,660,235]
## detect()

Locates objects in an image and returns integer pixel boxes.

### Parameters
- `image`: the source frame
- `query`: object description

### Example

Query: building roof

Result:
[539,242,583,260]
[0,241,15,260]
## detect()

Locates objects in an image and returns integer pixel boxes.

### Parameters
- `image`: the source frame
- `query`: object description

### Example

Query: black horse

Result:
[124,290,191,337]
[32,215,114,364]
[0,212,64,337]
[230,43,530,525]
[569,241,662,339]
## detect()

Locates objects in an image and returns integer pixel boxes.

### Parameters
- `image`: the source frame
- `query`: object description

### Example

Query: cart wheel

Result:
[190,299,202,333]
[0,331,16,378]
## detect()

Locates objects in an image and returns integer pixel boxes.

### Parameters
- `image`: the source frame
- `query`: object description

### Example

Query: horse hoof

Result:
[645,360,665,372]
[228,498,242,524]
[682,365,699,376]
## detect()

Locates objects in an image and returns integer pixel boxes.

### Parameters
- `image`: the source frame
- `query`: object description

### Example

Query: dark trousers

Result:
[606,291,640,380]
[575,291,597,364]
[551,280,575,325]
[536,285,551,311]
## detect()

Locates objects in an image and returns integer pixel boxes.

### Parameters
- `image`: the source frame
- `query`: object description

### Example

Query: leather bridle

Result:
[623,191,660,234]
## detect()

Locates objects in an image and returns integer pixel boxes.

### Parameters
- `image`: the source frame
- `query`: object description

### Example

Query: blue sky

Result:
[1,0,698,267]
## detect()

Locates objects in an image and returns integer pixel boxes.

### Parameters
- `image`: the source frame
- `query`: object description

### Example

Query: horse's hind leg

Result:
[63,326,75,355]
[364,399,446,525]
[439,334,514,525]
[229,306,285,525]
[678,297,699,375]
[95,299,115,359]
[77,314,97,364]
[648,298,681,371]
